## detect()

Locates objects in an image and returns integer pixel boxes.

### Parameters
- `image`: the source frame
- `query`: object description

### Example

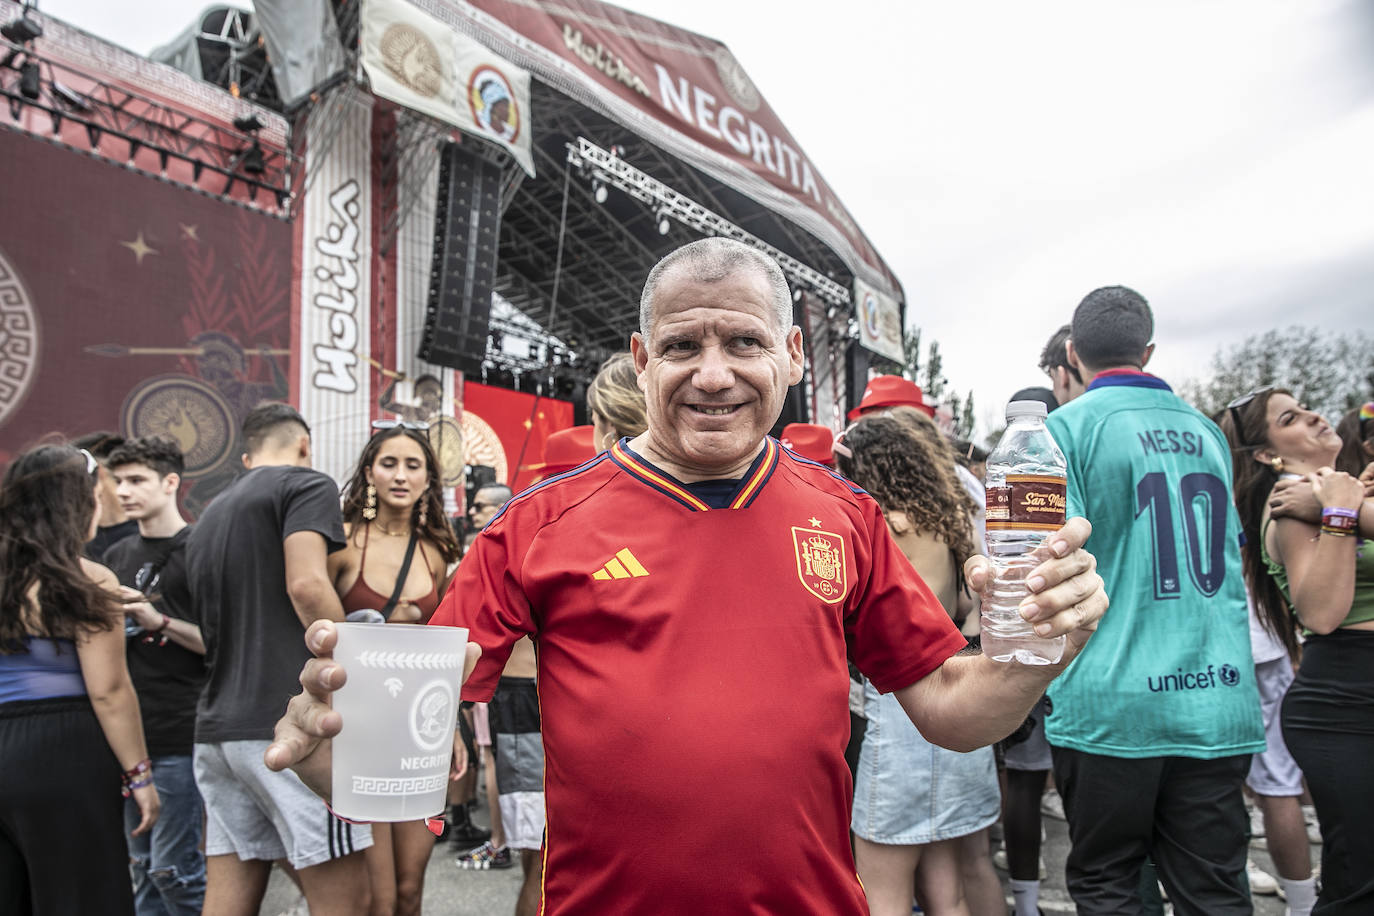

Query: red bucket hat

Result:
[847,375,935,420]
[526,425,598,478]
[780,423,836,467]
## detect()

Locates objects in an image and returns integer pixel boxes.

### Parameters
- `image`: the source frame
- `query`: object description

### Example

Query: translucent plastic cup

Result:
[330,621,468,821]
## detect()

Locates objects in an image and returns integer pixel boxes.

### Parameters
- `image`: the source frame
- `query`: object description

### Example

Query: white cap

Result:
[1006,400,1048,420]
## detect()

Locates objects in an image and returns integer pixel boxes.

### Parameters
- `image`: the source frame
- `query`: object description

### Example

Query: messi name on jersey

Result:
[1136,428,1208,457]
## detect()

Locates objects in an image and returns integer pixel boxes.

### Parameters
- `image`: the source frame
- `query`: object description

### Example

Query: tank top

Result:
[1262,517,1374,630]
[340,523,441,622]
[0,637,86,703]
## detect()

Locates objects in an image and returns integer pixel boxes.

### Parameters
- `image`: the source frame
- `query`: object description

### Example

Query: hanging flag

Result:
[361,0,535,177]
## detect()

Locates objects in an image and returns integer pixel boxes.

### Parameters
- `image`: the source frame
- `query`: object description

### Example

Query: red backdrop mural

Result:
[460,380,573,494]
[0,130,293,515]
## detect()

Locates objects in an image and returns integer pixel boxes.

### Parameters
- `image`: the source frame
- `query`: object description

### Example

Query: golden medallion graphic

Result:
[712,46,761,113]
[380,23,443,97]
[121,375,236,475]
[792,526,848,604]
[425,415,465,487]
[0,250,39,428]
[461,410,507,485]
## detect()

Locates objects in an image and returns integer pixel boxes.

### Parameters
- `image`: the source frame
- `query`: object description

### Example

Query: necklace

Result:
[372,520,409,536]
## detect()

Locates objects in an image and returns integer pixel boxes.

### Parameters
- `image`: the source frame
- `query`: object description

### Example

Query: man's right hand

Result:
[264,619,483,803]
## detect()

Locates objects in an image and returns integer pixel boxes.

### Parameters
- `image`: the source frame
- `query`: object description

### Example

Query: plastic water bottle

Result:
[982,400,1068,665]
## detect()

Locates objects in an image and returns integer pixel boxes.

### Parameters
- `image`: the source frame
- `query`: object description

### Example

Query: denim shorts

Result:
[851,680,1000,844]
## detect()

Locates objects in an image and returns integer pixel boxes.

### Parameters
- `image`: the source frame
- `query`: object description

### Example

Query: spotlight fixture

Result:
[592,180,608,204]
[792,289,802,303]
[18,59,39,100]
[232,114,264,133]
[51,80,89,111]
[240,140,265,175]
[1,15,42,44]
[655,207,671,236]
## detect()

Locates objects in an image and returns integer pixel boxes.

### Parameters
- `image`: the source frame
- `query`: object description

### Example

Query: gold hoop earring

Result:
[363,484,378,520]
[1270,456,1284,474]
[417,493,428,529]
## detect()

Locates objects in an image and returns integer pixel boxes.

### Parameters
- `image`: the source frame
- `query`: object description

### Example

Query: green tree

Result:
[1179,327,1374,422]
[922,340,945,401]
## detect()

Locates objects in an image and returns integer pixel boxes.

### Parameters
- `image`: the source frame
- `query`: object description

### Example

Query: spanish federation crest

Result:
[791,527,848,604]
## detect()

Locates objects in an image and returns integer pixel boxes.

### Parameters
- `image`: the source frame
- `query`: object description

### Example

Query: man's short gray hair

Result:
[639,238,792,338]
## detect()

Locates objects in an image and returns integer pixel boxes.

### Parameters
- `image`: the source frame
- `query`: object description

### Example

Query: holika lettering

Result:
[311,180,361,394]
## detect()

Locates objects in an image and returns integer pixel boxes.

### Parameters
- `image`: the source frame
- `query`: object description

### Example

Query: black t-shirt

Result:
[186,465,345,742]
[102,528,206,756]
[85,520,139,561]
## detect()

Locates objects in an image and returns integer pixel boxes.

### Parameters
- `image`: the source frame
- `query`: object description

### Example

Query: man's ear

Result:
[785,326,804,386]
[297,434,312,466]
[1065,339,1083,372]
[241,453,252,469]
[630,333,648,391]
[163,472,181,495]
[1141,343,1156,368]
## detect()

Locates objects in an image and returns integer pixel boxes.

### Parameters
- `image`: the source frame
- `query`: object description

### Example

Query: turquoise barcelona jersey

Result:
[1045,370,1263,758]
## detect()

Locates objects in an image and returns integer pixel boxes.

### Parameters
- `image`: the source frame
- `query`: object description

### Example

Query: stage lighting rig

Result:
[1,13,42,45]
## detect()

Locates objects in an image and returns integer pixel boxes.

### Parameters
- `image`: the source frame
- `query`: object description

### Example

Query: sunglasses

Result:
[78,448,100,477]
[1225,386,1275,448]
[469,501,501,512]
[372,419,430,431]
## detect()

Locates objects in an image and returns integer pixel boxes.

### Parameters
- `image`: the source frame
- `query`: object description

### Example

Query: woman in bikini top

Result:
[329,423,462,914]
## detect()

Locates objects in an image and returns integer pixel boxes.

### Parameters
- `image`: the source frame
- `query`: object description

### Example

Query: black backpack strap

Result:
[379,530,420,621]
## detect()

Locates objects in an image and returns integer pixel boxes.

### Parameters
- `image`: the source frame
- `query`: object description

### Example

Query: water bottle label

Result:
[986,474,1065,530]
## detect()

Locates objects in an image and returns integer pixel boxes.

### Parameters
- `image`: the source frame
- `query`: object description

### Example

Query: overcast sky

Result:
[40,0,1374,433]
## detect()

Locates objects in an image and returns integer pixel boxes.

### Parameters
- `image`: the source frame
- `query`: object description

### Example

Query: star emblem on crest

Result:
[808,517,822,528]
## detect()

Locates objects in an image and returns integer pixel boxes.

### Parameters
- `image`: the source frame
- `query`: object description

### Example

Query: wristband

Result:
[154,613,170,632]
[121,758,151,783]
[122,774,154,797]
[1321,525,1353,538]
[1321,507,1359,534]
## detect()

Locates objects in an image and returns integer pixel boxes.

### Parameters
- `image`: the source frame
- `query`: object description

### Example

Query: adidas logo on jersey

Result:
[592,548,649,580]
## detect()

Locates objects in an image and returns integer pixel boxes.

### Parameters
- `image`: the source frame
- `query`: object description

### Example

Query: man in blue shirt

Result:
[1044,286,1263,915]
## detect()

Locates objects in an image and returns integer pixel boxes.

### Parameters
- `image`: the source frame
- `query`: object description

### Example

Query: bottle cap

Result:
[1005,400,1048,420]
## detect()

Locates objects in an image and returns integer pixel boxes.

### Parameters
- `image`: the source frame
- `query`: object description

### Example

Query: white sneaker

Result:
[1040,792,1066,820]
[1247,859,1279,896]
[992,844,1047,879]
[1302,806,1322,845]
[1249,805,1265,839]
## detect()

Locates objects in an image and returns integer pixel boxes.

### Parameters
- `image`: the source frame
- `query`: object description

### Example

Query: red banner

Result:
[460,380,573,493]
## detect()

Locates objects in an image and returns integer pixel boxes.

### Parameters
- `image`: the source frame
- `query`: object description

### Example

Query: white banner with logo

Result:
[854,278,904,364]
[297,89,373,485]
[361,0,535,177]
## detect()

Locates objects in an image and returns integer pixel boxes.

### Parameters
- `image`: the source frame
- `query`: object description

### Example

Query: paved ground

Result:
[259,786,1304,914]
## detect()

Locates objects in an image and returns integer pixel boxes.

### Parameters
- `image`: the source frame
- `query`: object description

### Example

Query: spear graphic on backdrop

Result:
[85,344,292,357]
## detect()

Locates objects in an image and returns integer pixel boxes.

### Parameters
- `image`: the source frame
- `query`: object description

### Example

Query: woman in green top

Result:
[1222,387,1374,915]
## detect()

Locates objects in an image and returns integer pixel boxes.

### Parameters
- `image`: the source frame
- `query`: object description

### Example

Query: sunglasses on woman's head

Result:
[1225,386,1275,448]
[371,419,430,431]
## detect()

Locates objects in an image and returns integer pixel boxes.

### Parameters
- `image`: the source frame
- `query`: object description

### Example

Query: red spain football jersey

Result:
[432,438,967,914]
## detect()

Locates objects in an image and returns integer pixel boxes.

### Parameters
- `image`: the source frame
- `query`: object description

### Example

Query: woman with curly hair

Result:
[0,444,159,914]
[1221,387,1374,914]
[330,423,462,916]
[835,415,1001,916]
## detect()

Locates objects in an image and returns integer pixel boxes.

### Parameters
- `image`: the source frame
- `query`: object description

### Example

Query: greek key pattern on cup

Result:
[353,651,464,669]
[351,774,447,796]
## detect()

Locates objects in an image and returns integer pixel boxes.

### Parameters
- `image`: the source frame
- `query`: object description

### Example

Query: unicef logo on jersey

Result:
[1146,663,1242,694]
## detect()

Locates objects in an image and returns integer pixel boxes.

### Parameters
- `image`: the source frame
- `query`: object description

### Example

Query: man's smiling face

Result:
[630,265,803,481]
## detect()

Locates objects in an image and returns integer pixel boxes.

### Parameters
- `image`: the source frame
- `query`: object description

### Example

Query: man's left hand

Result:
[964,516,1107,666]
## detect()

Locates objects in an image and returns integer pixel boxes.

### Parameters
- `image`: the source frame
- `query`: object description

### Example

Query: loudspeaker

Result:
[418,143,502,375]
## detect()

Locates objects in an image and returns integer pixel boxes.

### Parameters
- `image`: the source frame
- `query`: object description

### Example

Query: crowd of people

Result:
[1,237,1370,916]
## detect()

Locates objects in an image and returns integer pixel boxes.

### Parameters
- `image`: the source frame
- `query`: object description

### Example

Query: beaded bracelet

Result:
[122,774,155,798]
[1321,525,1353,538]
